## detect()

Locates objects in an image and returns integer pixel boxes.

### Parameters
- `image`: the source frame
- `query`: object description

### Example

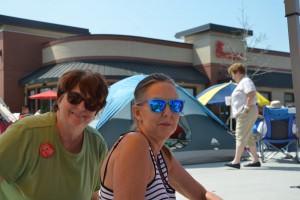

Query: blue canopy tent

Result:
[90,74,236,164]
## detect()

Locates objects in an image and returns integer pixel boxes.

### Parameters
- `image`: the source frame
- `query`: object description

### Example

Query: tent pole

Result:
[230,106,232,132]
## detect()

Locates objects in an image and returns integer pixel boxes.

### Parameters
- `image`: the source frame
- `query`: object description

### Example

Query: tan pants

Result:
[235,105,258,147]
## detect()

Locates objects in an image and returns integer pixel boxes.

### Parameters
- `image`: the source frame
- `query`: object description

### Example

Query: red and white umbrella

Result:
[29,90,57,100]
[29,90,57,111]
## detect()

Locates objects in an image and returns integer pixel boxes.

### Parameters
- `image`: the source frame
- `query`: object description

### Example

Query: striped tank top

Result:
[100,134,176,200]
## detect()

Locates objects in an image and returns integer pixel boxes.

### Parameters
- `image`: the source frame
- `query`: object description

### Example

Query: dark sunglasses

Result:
[137,98,184,114]
[66,92,100,112]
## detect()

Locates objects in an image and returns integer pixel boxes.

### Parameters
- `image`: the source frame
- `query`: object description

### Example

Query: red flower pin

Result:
[39,143,54,158]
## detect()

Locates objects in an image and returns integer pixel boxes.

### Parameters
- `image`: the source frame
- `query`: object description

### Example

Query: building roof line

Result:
[175,23,253,39]
[0,14,90,34]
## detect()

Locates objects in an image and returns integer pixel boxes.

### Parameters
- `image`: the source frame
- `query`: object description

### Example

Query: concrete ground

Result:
[176,152,300,200]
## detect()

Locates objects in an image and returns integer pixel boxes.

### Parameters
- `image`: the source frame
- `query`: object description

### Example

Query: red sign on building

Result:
[215,41,243,60]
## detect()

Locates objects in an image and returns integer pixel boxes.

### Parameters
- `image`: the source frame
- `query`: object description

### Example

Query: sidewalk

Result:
[177,153,300,200]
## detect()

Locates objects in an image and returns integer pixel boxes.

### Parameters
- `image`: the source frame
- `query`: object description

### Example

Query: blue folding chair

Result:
[259,107,299,163]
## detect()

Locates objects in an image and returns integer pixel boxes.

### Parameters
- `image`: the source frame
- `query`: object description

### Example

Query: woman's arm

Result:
[112,134,152,199]
[244,91,256,112]
[91,191,99,200]
[168,157,222,200]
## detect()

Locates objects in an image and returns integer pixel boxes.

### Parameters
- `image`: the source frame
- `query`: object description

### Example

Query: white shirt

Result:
[231,76,257,118]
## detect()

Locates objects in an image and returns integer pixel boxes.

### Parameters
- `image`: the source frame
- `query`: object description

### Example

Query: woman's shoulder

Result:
[13,112,54,129]
[109,132,152,168]
[85,125,102,136]
[241,76,253,84]
[117,132,149,151]
[108,132,148,160]
[84,126,107,148]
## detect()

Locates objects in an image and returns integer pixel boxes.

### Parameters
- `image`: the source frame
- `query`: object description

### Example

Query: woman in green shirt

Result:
[0,69,108,200]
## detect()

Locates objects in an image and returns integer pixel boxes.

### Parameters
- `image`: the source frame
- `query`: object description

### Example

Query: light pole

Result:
[285,0,300,140]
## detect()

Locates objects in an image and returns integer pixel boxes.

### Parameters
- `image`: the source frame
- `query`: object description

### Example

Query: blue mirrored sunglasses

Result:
[137,99,184,113]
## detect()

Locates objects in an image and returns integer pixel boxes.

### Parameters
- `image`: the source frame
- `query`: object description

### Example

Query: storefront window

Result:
[284,93,294,107]
[28,90,36,114]
[182,87,196,96]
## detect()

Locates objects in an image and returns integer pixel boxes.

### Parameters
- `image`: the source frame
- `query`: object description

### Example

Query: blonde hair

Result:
[228,63,246,75]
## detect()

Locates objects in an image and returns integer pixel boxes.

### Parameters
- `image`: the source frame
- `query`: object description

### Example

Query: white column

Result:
[285,0,300,139]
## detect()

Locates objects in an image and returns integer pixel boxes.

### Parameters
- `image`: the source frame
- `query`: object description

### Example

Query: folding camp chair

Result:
[259,107,299,163]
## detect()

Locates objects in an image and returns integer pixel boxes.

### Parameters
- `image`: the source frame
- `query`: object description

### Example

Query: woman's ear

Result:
[57,94,64,110]
[132,105,143,122]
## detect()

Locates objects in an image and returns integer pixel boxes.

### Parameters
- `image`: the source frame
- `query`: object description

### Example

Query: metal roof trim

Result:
[19,61,209,86]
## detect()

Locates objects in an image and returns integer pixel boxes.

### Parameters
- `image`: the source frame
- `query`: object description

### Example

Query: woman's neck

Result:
[137,128,163,156]
[236,74,245,83]
[56,118,84,153]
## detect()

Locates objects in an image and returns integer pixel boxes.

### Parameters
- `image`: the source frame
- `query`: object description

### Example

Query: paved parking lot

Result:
[176,153,300,200]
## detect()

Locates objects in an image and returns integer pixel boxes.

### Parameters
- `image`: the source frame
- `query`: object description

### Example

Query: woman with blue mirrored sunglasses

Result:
[137,98,185,113]
[100,73,222,200]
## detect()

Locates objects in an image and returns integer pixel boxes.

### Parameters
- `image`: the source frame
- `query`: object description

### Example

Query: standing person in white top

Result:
[225,63,261,169]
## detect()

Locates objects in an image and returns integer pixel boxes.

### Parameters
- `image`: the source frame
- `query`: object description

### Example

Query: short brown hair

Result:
[228,63,246,75]
[53,69,108,113]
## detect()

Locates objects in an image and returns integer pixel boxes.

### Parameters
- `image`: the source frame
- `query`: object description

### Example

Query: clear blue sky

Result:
[1,0,290,52]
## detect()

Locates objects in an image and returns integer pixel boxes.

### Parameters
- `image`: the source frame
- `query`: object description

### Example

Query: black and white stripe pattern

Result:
[100,147,176,200]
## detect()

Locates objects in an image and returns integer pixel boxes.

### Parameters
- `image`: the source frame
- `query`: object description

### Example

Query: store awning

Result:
[19,61,209,86]
[219,70,293,89]
[251,71,293,89]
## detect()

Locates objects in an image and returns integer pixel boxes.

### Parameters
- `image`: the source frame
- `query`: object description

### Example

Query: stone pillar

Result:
[285,0,300,138]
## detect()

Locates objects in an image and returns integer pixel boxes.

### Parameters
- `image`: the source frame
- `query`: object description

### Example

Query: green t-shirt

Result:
[0,112,108,200]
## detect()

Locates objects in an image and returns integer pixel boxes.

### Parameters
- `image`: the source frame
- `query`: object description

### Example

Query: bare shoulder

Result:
[102,132,156,198]
[112,132,150,163]
[101,132,153,187]
[119,132,149,150]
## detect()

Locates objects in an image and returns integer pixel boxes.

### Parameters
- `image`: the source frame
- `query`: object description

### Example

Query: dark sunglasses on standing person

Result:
[137,98,184,114]
[67,92,100,112]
